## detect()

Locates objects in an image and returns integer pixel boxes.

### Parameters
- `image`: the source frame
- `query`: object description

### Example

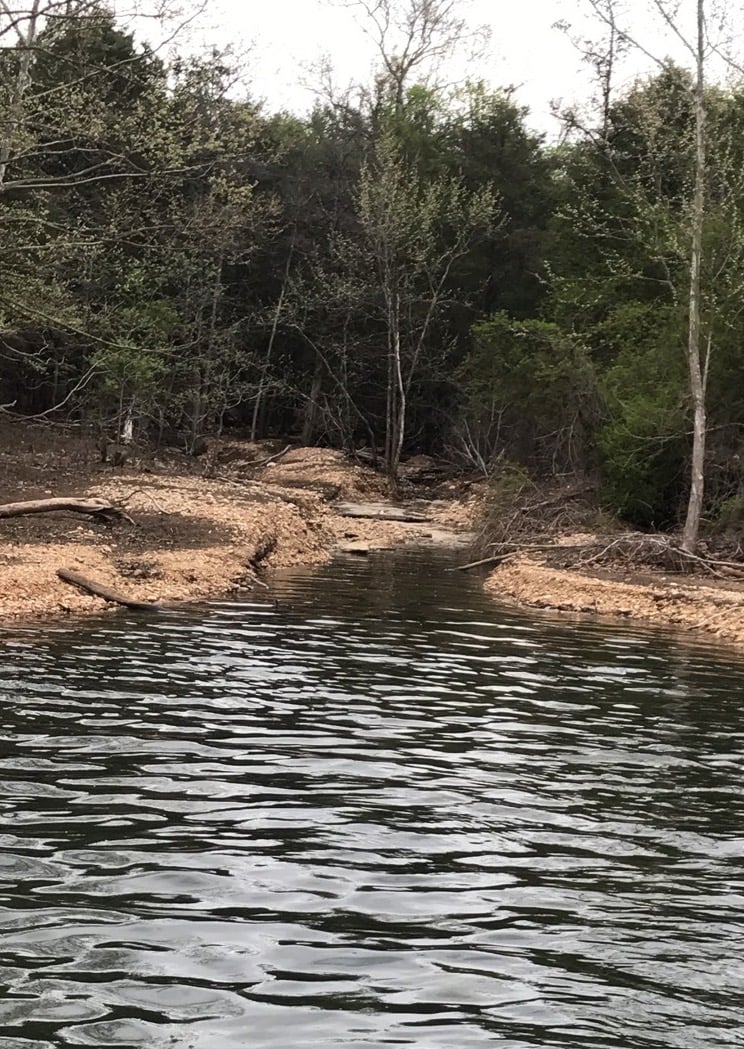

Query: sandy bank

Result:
[486,555,744,649]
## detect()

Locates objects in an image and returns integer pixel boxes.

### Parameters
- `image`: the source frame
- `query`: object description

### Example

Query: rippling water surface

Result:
[0,548,743,1048]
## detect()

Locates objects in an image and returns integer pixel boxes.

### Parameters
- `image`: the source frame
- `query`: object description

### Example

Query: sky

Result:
[142,0,730,138]
[195,0,596,134]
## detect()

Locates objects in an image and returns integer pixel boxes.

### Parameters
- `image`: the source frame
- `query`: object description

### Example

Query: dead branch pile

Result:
[472,532,744,580]
[473,480,599,552]
[469,475,744,580]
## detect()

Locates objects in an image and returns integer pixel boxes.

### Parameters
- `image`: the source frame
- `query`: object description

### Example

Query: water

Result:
[0,548,743,1049]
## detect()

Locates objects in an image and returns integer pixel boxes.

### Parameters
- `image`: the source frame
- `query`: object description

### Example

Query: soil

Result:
[0,421,476,624]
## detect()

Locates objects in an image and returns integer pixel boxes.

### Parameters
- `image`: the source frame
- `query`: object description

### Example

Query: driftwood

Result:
[335,502,427,523]
[0,497,132,523]
[57,568,162,611]
[452,553,515,571]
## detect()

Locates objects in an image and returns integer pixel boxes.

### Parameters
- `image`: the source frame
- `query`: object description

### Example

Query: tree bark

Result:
[391,296,406,483]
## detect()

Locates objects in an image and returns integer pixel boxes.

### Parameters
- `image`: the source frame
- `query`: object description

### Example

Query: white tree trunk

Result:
[681,0,707,554]
[0,0,42,189]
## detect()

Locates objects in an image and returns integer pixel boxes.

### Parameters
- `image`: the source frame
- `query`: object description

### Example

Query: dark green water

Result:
[0,548,743,1048]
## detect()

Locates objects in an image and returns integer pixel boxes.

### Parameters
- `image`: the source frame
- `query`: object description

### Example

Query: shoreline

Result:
[3,423,744,654]
[485,554,744,653]
[0,443,472,626]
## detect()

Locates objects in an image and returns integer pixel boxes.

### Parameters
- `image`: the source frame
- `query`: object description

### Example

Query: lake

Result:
[0,548,742,1048]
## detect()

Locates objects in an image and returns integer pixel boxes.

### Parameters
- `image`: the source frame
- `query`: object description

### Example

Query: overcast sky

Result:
[150,0,732,137]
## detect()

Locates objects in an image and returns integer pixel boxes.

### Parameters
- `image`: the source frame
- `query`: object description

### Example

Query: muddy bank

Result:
[0,432,475,623]
[486,555,744,649]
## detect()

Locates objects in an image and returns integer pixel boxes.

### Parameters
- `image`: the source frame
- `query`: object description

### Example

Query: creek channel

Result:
[0,547,742,1048]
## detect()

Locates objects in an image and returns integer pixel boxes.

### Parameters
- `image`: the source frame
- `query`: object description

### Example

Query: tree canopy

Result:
[1,0,743,538]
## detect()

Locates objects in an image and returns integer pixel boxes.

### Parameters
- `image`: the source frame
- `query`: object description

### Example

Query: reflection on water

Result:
[0,548,743,1048]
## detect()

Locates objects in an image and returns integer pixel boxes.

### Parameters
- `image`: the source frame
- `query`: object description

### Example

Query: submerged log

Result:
[57,568,162,611]
[0,497,130,522]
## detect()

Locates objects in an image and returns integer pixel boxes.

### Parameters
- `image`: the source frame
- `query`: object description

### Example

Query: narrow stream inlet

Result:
[0,548,742,1048]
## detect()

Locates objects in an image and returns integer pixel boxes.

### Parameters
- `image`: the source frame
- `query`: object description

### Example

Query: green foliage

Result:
[442,83,558,319]
[712,494,744,532]
[596,303,688,528]
[460,313,597,473]
[9,0,744,544]
[91,341,167,401]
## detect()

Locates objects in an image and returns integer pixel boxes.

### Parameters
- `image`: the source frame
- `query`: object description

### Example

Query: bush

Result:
[596,302,688,528]
[458,313,598,474]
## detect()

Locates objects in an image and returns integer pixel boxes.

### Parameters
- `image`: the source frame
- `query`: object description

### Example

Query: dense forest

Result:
[0,0,741,549]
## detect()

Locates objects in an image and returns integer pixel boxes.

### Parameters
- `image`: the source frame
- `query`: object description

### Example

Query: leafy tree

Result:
[596,302,688,527]
[459,312,597,475]
[330,123,498,479]
[441,83,557,320]
[566,0,720,550]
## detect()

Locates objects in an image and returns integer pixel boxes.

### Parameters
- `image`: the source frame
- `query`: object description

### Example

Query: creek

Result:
[0,548,742,1048]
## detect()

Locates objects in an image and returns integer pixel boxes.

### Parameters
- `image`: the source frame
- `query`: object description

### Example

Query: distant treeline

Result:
[1,2,742,533]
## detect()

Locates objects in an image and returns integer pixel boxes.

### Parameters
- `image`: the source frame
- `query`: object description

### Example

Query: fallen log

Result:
[57,568,162,611]
[335,502,428,522]
[0,497,131,523]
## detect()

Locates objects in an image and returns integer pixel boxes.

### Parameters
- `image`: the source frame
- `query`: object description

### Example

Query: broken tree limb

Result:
[57,568,162,611]
[452,553,515,572]
[118,488,168,514]
[0,497,132,523]
[253,443,292,468]
[489,542,591,552]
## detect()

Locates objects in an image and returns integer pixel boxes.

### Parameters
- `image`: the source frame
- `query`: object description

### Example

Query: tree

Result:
[0,3,176,421]
[354,126,497,479]
[458,312,597,476]
[341,0,489,104]
[681,0,706,553]
[0,5,278,445]
[570,0,713,551]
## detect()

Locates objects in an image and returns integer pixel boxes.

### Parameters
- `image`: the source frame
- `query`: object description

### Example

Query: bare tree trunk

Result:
[391,295,406,482]
[251,240,294,442]
[384,302,394,476]
[58,568,162,610]
[301,357,323,444]
[682,0,707,554]
[0,497,125,520]
[0,0,41,189]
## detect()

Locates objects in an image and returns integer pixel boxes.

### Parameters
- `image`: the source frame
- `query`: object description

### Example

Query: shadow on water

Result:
[0,546,742,1047]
